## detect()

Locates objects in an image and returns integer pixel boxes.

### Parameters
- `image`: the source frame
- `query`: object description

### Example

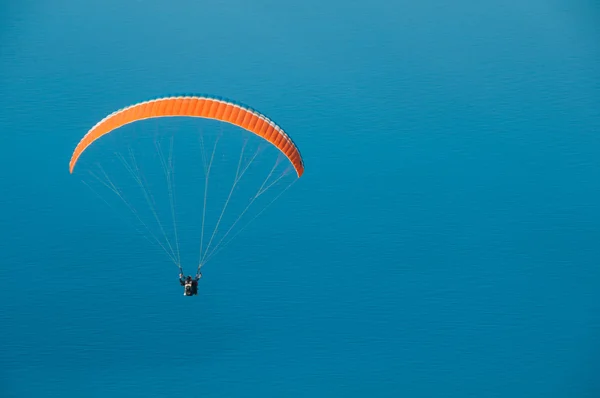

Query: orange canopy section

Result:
[69,95,305,177]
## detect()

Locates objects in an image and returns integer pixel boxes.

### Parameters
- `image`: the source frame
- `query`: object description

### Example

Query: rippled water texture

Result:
[1,1,599,397]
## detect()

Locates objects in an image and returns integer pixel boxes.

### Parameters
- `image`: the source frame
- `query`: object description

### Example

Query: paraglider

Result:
[69,95,304,176]
[69,95,304,295]
[180,273,201,296]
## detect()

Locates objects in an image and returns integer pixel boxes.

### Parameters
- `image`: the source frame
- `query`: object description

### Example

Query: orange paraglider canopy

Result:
[69,95,304,177]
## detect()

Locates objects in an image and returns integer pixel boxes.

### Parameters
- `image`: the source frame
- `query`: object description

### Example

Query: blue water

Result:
[2,1,600,397]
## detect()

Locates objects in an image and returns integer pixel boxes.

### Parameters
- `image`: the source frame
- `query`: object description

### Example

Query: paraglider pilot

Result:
[180,273,201,296]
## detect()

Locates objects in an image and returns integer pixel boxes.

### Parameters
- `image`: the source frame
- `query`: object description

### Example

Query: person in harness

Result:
[179,273,201,296]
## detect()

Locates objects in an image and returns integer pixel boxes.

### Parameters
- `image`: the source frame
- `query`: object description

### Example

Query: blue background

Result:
[1,1,600,397]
